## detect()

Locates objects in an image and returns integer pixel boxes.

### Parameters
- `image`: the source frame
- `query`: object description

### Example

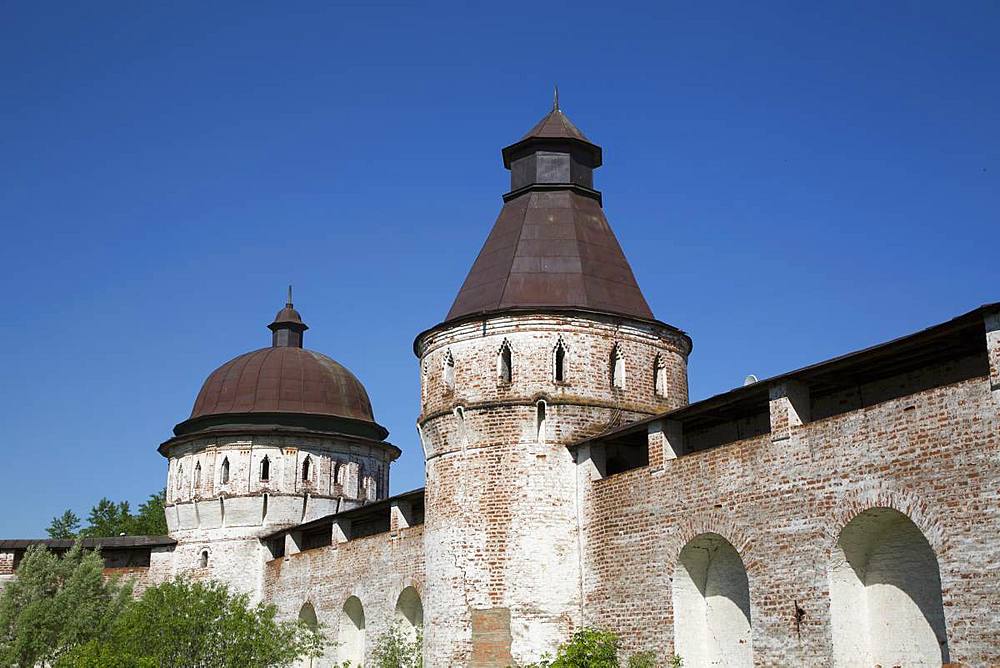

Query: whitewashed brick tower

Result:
[161,294,399,598]
[415,100,692,666]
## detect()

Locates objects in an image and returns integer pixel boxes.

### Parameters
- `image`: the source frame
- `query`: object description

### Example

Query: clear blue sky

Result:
[1,2,997,536]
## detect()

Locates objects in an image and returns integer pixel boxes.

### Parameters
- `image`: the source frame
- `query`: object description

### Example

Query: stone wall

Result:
[262,523,425,667]
[577,354,1000,666]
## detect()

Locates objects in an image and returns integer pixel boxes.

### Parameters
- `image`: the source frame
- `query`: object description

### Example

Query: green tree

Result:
[48,489,168,539]
[0,543,131,667]
[46,510,81,539]
[130,489,168,536]
[81,498,132,538]
[57,578,325,668]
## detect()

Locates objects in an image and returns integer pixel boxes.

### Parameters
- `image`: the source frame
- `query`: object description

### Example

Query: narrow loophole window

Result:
[260,456,271,482]
[498,340,512,384]
[654,355,668,398]
[193,462,202,490]
[611,345,626,389]
[554,339,566,382]
[302,456,312,482]
[199,550,209,568]
[262,493,269,521]
[444,350,455,391]
[536,401,547,443]
[220,457,230,484]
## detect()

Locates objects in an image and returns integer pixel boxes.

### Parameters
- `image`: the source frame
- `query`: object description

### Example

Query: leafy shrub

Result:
[371,620,422,668]
[519,628,665,668]
[627,650,657,668]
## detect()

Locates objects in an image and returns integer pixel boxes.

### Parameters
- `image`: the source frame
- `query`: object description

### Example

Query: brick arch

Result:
[823,480,948,560]
[666,511,756,577]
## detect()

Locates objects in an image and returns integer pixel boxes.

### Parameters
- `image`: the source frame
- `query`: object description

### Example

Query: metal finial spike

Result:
[553,85,559,111]
[287,285,293,306]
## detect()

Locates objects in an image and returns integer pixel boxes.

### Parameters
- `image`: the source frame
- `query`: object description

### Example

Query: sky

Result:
[0,1,997,536]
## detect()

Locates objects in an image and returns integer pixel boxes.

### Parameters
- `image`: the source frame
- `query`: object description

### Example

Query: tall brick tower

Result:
[415,100,692,666]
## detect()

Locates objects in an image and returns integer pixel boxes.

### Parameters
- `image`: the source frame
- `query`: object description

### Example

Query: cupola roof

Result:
[170,295,387,442]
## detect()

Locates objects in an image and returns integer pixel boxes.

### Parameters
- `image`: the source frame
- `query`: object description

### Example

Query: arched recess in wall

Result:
[829,507,949,667]
[220,456,230,485]
[395,586,423,640]
[672,532,752,667]
[297,602,319,668]
[339,596,365,666]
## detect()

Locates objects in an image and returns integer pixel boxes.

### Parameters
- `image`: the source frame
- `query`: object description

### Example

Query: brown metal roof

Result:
[188,347,376,423]
[520,108,590,142]
[446,188,654,322]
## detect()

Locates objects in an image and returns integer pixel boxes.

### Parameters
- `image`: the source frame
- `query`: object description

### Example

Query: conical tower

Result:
[415,101,692,666]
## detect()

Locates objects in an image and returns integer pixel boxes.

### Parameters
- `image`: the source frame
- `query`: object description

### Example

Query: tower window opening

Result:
[498,340,512,384]
[220,457,230,484]
[443,350,455,391]
[193,462,202,491]
[611,345,626,389]
[302,456,312,482]
[536,401,547,443]
[260,456,271,482]
[199,549,209,568]
[175,464,184,499]
[554,338,567,382]
[654,354,667,398]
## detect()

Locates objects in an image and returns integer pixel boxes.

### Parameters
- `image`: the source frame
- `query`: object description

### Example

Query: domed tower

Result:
[160,293,399,597]
[414,100,692,666]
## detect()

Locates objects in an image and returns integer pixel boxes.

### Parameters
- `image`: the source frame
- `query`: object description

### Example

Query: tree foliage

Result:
[57,578,325,668]
[0,543,131,667]
[45,510,81,539]
[47,489,168,539]
[522,628,666,668]
[0,544,323,668]
[371,620,422,668]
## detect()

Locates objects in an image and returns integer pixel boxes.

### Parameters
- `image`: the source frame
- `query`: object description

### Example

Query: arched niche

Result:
[830,507,949,667]
[672,532,752,667]
[394,586,423,640]
[338,595,365,666]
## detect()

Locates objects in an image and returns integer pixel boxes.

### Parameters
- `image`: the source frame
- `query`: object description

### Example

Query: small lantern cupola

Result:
[268,286,308,348]
[501,87,603,199]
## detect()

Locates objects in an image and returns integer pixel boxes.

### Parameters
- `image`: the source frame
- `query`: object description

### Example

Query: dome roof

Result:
[171,294,387,441]
[189,346,375,423]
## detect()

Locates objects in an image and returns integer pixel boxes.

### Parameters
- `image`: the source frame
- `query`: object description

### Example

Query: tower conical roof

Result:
[446,104,653,323]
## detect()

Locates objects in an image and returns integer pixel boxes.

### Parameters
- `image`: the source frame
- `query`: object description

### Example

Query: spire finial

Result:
[553,84,559,112]
[286,284,293,306]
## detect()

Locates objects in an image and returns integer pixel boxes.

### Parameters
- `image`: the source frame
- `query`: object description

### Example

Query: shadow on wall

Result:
[672,532,753,667]
[830,507,949,667]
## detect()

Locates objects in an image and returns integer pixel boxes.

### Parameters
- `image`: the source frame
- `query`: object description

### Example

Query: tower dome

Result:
[171,292,387,441]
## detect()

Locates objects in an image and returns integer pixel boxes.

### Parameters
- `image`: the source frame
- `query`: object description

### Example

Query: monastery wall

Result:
[262,521,425,668]
[577,350,1000,667]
